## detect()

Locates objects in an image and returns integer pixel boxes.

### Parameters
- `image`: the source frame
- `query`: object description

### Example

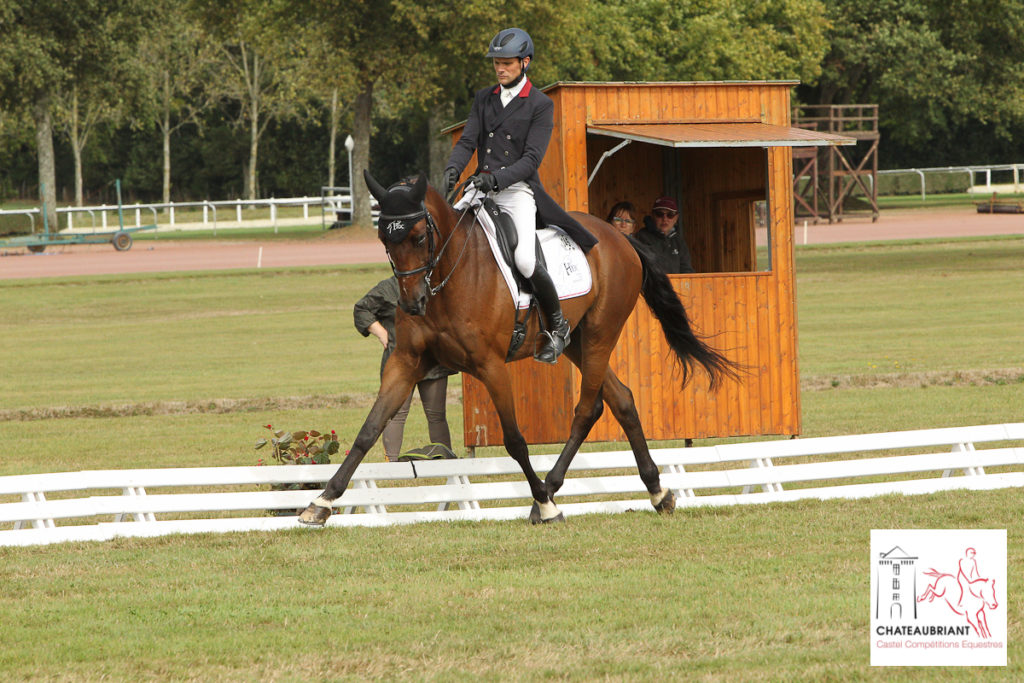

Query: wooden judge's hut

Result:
[446,81,854,452]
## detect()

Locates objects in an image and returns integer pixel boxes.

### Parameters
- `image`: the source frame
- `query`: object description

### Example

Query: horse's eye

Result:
[415,234,427,247]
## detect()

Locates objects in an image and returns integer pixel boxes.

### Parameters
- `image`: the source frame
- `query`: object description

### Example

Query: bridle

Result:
[380,199,474,297]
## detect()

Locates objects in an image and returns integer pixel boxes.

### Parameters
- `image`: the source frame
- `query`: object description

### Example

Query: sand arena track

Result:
[1,207,1021,280]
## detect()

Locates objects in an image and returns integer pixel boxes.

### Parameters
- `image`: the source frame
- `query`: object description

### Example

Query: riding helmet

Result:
[486,28,534,61]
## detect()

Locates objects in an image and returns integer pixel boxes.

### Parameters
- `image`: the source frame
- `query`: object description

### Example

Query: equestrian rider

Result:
[443,28,596,364]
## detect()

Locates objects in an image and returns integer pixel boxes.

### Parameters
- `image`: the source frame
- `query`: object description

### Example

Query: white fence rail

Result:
[0,189,359,235]
[2,423,1022,547]
[877,163,1024,200]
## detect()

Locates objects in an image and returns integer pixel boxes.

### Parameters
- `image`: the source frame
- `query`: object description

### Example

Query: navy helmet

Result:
[486,28,534,62]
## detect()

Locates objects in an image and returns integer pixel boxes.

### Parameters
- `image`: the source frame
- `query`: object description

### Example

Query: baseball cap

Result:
[652,197,678,213]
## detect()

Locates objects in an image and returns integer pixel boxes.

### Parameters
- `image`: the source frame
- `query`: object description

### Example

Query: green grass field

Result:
[1,235,1022,680]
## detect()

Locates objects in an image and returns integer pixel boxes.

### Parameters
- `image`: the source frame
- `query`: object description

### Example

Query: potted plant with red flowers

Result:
[255,425,340,514]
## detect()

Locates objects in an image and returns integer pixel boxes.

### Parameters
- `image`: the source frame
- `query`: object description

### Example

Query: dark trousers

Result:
[381,376,452,459]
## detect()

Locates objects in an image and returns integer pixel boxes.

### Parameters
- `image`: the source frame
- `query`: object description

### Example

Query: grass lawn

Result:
[0,235,1021,679]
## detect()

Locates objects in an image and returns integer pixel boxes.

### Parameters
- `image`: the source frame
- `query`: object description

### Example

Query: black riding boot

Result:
[528,263,570,364]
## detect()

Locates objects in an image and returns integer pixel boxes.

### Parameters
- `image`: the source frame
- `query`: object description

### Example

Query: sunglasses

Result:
[653,210,677,218]
[612,217,635,225]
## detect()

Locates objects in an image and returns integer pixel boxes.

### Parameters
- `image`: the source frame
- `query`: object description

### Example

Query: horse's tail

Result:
[923,568,944,578]
[628,236,740,390]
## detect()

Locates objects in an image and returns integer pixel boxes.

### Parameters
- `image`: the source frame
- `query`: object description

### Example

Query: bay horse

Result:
[298,171,736,526]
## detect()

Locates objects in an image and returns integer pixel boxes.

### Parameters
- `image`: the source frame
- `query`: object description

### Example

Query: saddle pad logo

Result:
[870,529,1006,666]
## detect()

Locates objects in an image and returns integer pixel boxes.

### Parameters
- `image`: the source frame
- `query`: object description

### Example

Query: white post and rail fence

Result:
[2,423,1021,548]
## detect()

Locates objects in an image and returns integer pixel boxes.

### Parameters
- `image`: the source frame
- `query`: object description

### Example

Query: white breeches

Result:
[491,181,537,277]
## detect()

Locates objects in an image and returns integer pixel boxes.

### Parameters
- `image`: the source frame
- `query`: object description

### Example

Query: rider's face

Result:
[493,57,528,86]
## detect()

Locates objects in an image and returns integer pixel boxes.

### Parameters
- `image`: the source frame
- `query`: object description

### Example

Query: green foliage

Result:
[254,425,340,466]
[559,0,828,82]
[803,0,1024,165]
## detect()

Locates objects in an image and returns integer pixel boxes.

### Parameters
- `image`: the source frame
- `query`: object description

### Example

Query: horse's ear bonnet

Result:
[366,171,428,244]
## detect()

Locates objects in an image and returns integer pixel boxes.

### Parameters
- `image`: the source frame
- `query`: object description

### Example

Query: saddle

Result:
[480,197,545,293]
[456,193,592,360]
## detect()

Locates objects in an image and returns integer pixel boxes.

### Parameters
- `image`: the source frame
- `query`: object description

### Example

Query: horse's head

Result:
[982,579,998,610]
[365,170,443,315]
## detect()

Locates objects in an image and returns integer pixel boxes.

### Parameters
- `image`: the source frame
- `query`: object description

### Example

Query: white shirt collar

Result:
[500,77,528,106]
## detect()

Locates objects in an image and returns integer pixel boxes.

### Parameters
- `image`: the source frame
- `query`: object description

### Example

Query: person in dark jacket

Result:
[443,28,596,364]
[353,277,454,462]
[636,196,695,274]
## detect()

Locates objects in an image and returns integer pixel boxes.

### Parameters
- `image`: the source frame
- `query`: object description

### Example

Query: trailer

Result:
[0,180,156,254]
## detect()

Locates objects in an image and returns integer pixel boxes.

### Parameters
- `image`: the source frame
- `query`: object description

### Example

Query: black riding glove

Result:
[471,173,498,193]
[443,167,459,196]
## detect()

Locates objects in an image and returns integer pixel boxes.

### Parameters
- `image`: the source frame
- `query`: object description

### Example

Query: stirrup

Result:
[534,320,570,364]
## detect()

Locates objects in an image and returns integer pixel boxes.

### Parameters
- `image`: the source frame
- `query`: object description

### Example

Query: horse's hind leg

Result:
[598,369,674,513]
[543,348,672,514]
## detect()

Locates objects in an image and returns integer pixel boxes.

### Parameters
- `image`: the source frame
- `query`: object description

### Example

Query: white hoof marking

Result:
[538,500,560,520]
[650,488,668,506]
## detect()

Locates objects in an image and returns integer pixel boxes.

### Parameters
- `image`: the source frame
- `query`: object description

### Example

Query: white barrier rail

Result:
[0,190,363,235]
[2,423,1022,547]
[877,163,1024,200]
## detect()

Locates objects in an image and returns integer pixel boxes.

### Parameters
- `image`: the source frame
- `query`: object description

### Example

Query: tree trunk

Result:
[71,86,83,207]
[246,52,261,201]
[162,70,172,206]
[327,87,339,188]
[351,82,373,229]
[428,99,454,190]
[32,92,58,233]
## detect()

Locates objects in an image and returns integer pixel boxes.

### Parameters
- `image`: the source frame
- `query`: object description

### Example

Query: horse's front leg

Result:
[298,361,419,526]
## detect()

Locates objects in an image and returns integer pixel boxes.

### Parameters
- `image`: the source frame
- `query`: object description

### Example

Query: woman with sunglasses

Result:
[636,196,695,273]
[606,201,638,236]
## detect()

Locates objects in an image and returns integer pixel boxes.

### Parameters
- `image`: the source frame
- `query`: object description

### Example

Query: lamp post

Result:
[344,135,354,221]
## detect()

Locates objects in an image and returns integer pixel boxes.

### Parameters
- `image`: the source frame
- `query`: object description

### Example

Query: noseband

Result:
[380,202,473,296]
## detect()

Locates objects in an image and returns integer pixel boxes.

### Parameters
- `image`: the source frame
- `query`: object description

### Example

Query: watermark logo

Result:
[871,530,1006,666]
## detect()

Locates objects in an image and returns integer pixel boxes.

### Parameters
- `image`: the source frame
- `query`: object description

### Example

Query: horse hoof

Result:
[652,488,676,515]
[297,503,331,526]
[529,500,565,525]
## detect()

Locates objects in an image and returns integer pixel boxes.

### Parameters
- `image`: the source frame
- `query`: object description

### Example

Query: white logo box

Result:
[871,529,1006,666]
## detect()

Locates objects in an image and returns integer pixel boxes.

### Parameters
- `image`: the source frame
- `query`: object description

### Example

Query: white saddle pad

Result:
[455,189,592,310]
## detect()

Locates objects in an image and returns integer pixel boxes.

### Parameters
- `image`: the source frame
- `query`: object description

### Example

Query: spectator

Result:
[636,196,695,273]
[606,201,638,236]
[353,276,454,462]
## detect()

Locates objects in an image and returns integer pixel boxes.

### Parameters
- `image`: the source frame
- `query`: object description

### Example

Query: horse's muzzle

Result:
[399,295,427,316]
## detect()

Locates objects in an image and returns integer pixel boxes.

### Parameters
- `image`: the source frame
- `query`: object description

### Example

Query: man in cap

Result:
[636,196,694,274]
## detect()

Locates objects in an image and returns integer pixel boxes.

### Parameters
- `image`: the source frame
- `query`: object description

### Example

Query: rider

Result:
[443,28,596,364]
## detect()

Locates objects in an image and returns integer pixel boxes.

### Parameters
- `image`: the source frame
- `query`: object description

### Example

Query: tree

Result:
[0,0,155,228]
[55,84,122,206]
[800,0,1024,162]
[281,0,424,227]
[194,0,306,201]
[555,0,828,83]
[135,1,218,205]
[392,0,588,187]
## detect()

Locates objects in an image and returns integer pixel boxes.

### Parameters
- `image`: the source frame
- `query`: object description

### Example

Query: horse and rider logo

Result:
[870,529,1006,667]
[918,548,999,638]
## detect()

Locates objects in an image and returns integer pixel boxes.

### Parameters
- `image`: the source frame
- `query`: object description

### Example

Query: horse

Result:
[298,171,736,526]
[918,569,998,638]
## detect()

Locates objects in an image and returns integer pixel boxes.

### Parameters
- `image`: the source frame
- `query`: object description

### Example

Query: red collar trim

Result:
[492,78,532,97]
